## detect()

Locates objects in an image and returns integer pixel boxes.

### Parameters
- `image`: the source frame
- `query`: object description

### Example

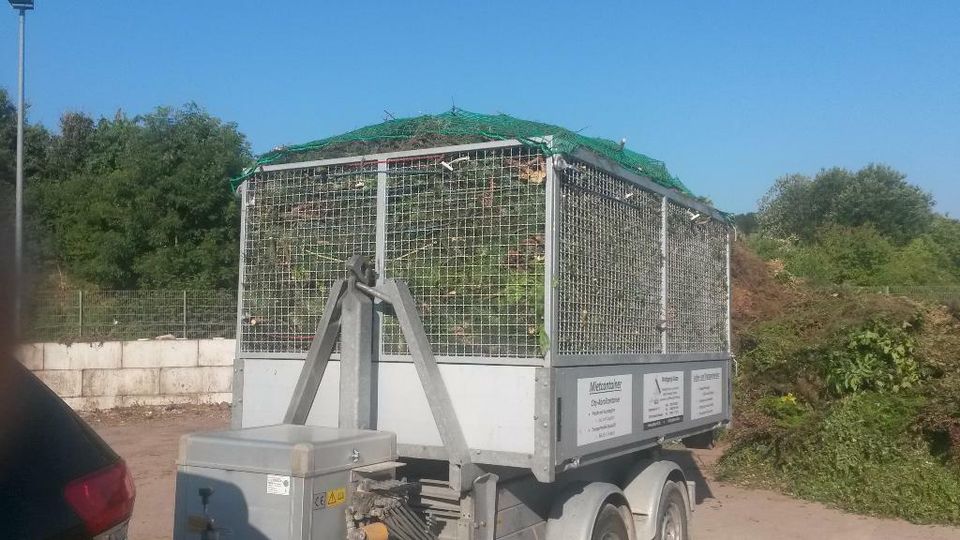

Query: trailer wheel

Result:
[654,481,688,540]
[591,502,630,540]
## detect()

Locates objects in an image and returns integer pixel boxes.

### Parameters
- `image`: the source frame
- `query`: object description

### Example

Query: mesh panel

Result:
[240,163,378,353]
[556,161,663,354]
[383,147,547,357]
[666,202,728,352]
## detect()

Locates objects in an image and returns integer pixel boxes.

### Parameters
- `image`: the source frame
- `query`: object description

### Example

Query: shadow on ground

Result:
[662,448,714,504]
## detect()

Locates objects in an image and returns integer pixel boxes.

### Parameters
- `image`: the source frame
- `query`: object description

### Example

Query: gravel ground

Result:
[87,405,960,540]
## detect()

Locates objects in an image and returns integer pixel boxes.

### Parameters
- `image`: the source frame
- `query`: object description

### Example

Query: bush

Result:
[744,225,960,287]
[825,321,921,395]
[723,259,960,524]
[881,236,957,285]
[814,225,894,285]
[720,393,960,524]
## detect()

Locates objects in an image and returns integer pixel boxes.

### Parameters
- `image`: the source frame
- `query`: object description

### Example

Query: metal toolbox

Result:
[173,424,396,539]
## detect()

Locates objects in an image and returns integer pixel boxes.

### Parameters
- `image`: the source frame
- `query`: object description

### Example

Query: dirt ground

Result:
[86,405,960,540]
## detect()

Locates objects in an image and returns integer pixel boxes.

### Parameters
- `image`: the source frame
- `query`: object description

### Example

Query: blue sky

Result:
[2,1,958,215]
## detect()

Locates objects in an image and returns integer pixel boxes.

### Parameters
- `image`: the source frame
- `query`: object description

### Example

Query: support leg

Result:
[339,286,375,429]
[284,280,348,424]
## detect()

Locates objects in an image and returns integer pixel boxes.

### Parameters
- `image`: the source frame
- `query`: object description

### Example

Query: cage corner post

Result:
[231,180,250,430]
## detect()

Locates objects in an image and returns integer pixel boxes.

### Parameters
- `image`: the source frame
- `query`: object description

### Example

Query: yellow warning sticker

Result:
[326,487,346,507]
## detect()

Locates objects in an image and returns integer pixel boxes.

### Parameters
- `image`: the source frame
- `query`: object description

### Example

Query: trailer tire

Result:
[591,503,631,540]
[654,481,688,540]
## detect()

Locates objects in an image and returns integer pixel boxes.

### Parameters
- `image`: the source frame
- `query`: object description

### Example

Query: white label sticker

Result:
[576,374,632,446]
[691,368,723,420]
[643,372,684,429]
[266,474,291,496]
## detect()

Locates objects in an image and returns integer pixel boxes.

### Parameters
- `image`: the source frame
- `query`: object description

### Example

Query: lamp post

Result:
[9,0,33,337]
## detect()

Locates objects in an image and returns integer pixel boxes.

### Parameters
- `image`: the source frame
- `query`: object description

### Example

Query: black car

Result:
[0,360,135,539]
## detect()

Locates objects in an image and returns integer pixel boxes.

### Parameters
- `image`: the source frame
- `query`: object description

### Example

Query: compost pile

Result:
[720,240,960,524]
[234,108,691,194]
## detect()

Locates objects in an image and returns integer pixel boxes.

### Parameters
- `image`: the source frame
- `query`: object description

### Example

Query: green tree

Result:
[758,165,934,244]
[928,216,960,280]
[38,104,251,288]
[0,88,53,272]
[880,236,956,285]
[832,165,935,244]
[732,212,759,235]
[757,173,819,241]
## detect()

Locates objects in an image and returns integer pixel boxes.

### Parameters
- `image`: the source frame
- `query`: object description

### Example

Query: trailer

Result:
[174,110,732,540]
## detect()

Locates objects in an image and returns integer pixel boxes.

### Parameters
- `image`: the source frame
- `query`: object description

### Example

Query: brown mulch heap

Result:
[730,241,797,330]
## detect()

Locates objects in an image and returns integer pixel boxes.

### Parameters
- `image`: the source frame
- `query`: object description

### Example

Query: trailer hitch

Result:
[284,256,478,491]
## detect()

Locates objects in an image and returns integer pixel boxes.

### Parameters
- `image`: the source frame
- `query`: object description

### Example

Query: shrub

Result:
[724,253,960,524]
[720,393,960,524]
[880,235,957,285]
[814,225,894,285]
[824,321,921,396]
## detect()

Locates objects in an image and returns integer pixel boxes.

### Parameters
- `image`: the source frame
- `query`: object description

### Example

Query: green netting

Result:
[232,108,693,195]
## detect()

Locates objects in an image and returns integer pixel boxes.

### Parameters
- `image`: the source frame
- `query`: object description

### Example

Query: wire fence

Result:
[813,285,960,309]
[845,285,960,305]
[24,289,237,343]
[17,282,957,346]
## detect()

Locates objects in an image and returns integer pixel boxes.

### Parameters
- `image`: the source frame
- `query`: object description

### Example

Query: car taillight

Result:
[63,460,136,535]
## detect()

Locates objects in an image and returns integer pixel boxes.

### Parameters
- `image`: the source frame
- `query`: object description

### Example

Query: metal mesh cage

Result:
[383,146,547,357]
[240,163,378,353]
[556,160,663,355]
[665,201,728,352]
[237,141,729,359]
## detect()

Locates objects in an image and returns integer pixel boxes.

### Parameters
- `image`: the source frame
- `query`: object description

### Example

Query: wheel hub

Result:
[660,500,684,540]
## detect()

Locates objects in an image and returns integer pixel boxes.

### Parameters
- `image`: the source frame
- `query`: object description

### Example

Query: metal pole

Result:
[14,8,26,337]
[660,196,668,354]
[78,290,83,337]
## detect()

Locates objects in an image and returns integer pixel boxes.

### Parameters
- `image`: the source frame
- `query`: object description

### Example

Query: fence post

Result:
[182,290,188,339]
[78,290,84,338]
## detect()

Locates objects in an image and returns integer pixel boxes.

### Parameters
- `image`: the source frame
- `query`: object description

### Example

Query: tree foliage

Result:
[732,211,759,235]
[0,89,251,289]
[758,165,935,244]
[0,89,54,266]
[752,163,957,287]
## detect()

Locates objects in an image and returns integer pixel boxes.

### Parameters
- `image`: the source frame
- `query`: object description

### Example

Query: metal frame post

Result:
[533,146,560,483]
[725,230,732,355]
[660,196,668,353]
[232,181,249,429]
[542,143,558,364]
[374,160,388,368]
[78,290,83,338]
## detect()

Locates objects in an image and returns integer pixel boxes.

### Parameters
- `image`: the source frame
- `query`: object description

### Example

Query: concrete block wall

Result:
[18,339,235,410]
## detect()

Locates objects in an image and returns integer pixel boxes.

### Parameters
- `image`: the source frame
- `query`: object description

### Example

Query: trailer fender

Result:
[545,481,637,540]
[621,460,692,540]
